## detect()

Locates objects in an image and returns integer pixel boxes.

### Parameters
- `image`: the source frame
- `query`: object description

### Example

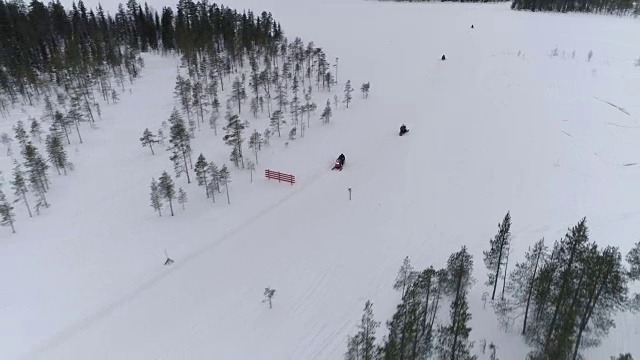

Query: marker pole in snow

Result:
[348,187,352,200]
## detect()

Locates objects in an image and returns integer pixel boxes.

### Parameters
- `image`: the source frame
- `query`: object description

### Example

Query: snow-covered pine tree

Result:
[194,153,211,198]
[218,164,231,204]
[140,128,158,155]
[262,129,271,147]
[22,142,49,211]
[11,161,32,218]
[30,118,43,143]
[231,76,247,114]
[345,300,379,360]
[361,82,370,98]
[174,73,193,131]
[288,127,296,140]
[290,76,301,126]
[250,98,259,118]
[150,178,162,216]
[223,113,245,169]
[0,188,16,233]
[207,161,220,203]
[497,238,546,336]
[45,134,69,175]
[343,80,354,108]
[248,130,262,165]
[177,187,188,210]
[191,81,208,130]
[111,89,120,103]
[484,211,512,300]
[158,171,176,216]
[260,69,272,117]
[275,78,288,112]
[53,111,72,145]
[320,99,332,125]
[168,109,192,183]
[334,94,339,110]
[626,241,640,281]
[270,110,285,137]
[13,120,28,152]
[67,95,87,142]
[436,246,475,360]
[394,256,417,300]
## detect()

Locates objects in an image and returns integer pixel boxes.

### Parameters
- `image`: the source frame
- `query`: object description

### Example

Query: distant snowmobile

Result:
[399,124,409,136]
[332,154,346,171]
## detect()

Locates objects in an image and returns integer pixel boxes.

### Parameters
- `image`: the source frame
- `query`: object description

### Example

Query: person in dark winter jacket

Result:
[337,153,345,164]
[399,124,409,136]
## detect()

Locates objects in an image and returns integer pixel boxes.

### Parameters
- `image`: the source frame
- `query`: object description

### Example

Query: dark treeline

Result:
[511,0,640,15]
[0,0,282,111]
[379,0,640,17]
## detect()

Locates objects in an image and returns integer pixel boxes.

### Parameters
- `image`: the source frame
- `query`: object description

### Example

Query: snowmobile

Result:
[399,124,409,136]
[332,154,346,171]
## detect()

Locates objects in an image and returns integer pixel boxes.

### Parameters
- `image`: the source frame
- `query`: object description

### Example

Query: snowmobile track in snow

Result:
[20,168,329,360]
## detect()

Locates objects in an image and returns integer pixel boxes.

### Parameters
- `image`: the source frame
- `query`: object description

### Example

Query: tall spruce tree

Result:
[343,80,353,108]
[45,134,69,175]
[168,109,192,183]
[436,246,475,360]
[484,211,512,300]
[223,113,245,169]
[158,171,176,216]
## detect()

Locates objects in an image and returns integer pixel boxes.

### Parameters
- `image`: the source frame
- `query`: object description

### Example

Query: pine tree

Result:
[223,113,245,169]
[498,239,546,336]
[361,82,370,98]
[219,164,231,205]
[0,188,16,233]
[45,134,69,175]
[22,142,49,211]
[158,171,176,216]
[194,153,210,198]
[150,178,162,216]
[394,256,417,300]
[231,76,247,114]
[436,246,475,360]
[192,81,208,129]
[484,211,512,300]
[140,128,158,155]
[270,110,285,137]
[168,109,192,183]
[13,120,29,151]
[320,99,332,124]
[343,80,354,108]
[345,300,380,360]
[11,161,32,218]
[53,111,71,145]
[626,241,640,281]
[249,130,262,165]
[207,161,220,203]
[30,119,43,143]
[177,187,188,210]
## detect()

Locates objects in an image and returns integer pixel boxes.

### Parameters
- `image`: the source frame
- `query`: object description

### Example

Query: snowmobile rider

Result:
[337,153,345,165]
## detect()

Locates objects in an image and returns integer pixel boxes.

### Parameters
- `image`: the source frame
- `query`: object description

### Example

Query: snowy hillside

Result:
[2,0,640,359]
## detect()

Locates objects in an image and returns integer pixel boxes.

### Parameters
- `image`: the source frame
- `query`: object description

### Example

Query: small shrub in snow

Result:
[263,287,276,308]
[587,50,594,62]
[635,57,640,67]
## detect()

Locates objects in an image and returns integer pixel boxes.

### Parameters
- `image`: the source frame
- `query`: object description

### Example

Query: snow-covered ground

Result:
[2,1,640,359]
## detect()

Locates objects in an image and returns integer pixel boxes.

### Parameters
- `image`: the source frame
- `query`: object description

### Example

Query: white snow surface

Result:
[2,1,640,359]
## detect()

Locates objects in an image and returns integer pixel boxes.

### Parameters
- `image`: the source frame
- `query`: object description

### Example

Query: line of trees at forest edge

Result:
[344,214,640,360]
[380,0,640,16]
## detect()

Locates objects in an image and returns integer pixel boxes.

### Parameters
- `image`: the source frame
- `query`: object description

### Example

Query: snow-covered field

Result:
[2,1,640,359]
